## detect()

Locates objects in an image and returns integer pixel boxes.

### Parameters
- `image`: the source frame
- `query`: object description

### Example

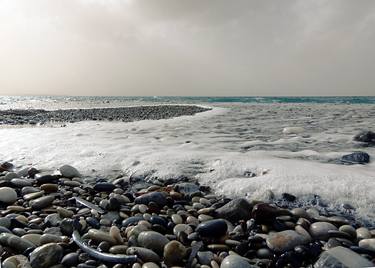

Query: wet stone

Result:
[135,192,167,207]
[0,233,36,252]
[30,195,55,210]
[137,231,169,255]
[196,219,228,238]
[356,227,371,240]
[173,224,193,236]
[2,255,31,268]
[94,182,116,192]
[339,225,356,238]
[197,251,215,265]
[127,247,160,263]
[87,229,117,244]
[41,183,58,193]
[309,222,337,241]
[266,230,309,253]
[359,238,375,252]
[163,240,187,266]
[220,255,254,268]
[29,243,63,268]
[61,252,79,267]
[59,164,81,178]
[11,178,33,187]
[215,198,252,222]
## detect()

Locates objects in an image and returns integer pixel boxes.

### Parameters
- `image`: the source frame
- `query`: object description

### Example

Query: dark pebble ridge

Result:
[0,161,374,268]
[0,105,211,126]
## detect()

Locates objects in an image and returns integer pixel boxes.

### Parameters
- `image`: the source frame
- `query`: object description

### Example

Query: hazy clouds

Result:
[1,0,375,96]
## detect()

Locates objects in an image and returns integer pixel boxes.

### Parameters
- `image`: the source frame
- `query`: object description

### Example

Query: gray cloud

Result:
[0,0,375,96]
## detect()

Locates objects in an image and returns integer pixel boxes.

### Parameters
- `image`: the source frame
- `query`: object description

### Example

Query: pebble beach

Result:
[0,162,375,268]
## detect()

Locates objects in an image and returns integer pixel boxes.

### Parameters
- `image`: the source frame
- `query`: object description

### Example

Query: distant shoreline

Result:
[0,105,211,126]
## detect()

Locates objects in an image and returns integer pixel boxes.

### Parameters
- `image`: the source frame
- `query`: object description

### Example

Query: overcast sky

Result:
[1,0,375,96]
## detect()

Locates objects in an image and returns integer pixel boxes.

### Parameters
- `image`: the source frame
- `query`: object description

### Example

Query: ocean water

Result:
[1,96,375,224]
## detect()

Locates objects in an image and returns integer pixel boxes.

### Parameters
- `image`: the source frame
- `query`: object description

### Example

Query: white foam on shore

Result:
[1,103,375,223]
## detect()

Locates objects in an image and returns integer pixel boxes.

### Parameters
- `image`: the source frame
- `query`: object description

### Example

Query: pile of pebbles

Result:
[0,161,374,268]
[0,105,211,126]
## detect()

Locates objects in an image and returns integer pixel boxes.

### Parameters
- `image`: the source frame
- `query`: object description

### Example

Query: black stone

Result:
[282,193,296,202]
[35,174,59,184]
[196,219,228,238]
[122,216,143,227]
[149,215,168,227]
[134,192,167,207]
[251,203,285,224]
[354,131,375,144]
[341,152,370,164]
[60,218,74,236]
[93,182,116,192]
[62,252,79,267]
[86,217,100,229]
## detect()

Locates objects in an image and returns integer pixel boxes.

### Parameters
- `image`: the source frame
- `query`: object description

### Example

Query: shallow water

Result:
[1,96,375,224]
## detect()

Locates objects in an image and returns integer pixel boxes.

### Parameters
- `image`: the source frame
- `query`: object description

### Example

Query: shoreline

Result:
[0,105,211,126]
[0,163,374,267]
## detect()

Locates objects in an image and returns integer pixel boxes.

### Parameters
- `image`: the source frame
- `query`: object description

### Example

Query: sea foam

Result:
[1,103,375,224]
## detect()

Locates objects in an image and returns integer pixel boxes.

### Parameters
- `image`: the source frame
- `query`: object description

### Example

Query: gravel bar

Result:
[0,105,211,126]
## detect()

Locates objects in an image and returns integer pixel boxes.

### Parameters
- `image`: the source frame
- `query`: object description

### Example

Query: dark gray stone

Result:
[135,192,167,207]
[215,198,252,222]
[354,131,375,144]
[341,152,370,164]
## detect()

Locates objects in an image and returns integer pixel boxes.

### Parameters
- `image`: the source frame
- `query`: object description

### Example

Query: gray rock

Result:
[59,165,81,178]
[0,233,36,252]
[39,234,63,245]
[266,230,309,253]
[142,262,160,268]
[197,251,214,265]
[220,255,254,268]
[127,247,160,263]
[314,246,373,268]
[0,187,17,204]
[11,178,33,187]
[44,213,62,226]
[0,217,11,228]
[339,225,356,238]
[359,238,375,252]
[2,255,31,268]
[309,222,337,240]
[3,172,18,181]
[135,192,167,207]
[87,229,117,244]
[30,195,55,210]
[29,243,63,268]
[137,231,169,255]
[215,198,252,222]
[356,227,371,241]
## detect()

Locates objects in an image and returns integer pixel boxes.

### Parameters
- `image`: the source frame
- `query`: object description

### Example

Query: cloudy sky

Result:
[0,0,375,96]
